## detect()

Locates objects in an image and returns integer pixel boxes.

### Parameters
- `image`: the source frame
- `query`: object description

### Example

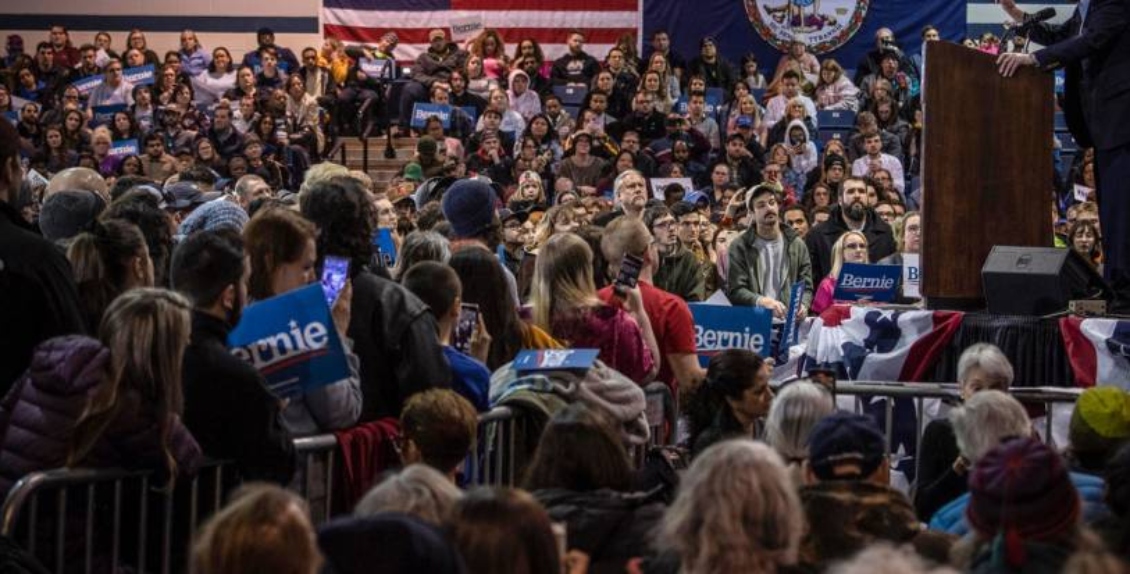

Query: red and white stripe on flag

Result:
[805,305,964,382]
[322,0,642,64]
[1059,316,1130,388]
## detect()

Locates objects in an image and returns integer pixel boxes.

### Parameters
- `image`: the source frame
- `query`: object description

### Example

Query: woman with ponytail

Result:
[0,288,202,496]
[67,218,155,333]
[683,348,774,458]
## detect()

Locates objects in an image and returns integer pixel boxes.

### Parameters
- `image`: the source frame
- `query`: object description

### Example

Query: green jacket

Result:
[655,246,705,302]
[726,225,814,308]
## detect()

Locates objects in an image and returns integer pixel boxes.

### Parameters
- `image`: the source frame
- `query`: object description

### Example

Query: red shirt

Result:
[599,281,696,393]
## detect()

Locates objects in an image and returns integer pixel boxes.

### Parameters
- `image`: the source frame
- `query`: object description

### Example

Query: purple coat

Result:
[0,336,202,496]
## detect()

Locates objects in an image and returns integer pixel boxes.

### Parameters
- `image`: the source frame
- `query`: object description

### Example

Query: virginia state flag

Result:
[1060,317,1130,388]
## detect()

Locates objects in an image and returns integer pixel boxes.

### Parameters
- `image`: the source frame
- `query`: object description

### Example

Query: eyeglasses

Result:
[107,67,122,72]
[844,242,868,251]
[653,220,676,230]
[905,225,921,234]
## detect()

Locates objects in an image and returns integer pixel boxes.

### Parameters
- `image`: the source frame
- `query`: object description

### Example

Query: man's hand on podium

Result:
[997,52,1037,77]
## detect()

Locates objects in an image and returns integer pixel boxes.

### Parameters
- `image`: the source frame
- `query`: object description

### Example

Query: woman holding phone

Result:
[243,207,362,435]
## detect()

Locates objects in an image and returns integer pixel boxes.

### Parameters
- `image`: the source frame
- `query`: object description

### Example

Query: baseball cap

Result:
[807,412,886,480]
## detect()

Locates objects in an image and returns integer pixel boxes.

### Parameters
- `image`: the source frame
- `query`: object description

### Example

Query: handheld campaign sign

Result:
[688,303,773,367]
[649,177,694,201]
[512,349,600,375]
[833,263,901,303]
[673,89,723,116]
[71,75,104,96]
[91,104,127,127]
[449,14,484,42]
[777,281,806,360]
[122,64,155,86]
[901,253,920,299]
[410,103,452,129]
[359,58,394,80]
[228,283,350,398]
[373,228,398,268]
[108,139,139,157]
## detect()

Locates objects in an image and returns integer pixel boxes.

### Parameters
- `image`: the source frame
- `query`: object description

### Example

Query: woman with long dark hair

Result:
[448,245,559,370]
[684,348,774,457]
[67,219,154,333]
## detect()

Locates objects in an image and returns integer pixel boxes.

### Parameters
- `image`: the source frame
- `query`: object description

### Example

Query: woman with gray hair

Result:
[658,439,803,573]
[763,381,835,484]
[914,343,1014,522]
[353,464,462,525]
[393,230,451,281]
[927,390,1033,535]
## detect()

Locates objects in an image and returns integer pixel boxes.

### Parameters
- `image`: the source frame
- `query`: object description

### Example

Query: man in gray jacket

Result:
[726,184,813,318]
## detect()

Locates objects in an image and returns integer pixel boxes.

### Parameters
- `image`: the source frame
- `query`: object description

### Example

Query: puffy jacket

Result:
[0,336,202,496]
[928,471,1109,536]
[726,224,814,308]
[534,487,666,573]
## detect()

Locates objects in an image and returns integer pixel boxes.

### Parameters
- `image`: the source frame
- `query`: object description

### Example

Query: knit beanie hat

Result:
[416,136,438,157]
[441,178,497,238]
[39,190,107,242]
[518,170,542,190]
[806,412,886,480]
[824,153,847,171]
[177,198,250,237]
[1069,386,1130,459]
[966,437,1080,568]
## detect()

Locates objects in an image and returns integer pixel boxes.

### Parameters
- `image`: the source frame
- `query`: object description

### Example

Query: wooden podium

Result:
[921,42,1054,309]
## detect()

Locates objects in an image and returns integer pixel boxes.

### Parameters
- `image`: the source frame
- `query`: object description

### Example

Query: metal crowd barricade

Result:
[465,406,529,487]
[832,381,1083,481]
[291,433,339,526]
[0,460,232,574]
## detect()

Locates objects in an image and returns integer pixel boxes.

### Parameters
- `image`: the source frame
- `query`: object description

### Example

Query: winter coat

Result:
[347,270,452,420]
[0,201,86,395]
[410,43,468,87]
[0,336,202,496]
[182,311,295,484]
[928,471,1109,536]
[726,224,814,308]
[797,480,955,571]
[804,205,898,281]
[534,488,667,574]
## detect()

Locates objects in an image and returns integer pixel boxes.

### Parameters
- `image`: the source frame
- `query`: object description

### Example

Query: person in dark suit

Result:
[998,0,1130,312]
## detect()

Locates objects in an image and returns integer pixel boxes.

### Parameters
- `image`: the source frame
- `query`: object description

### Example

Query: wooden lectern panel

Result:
[921,42,1053,308]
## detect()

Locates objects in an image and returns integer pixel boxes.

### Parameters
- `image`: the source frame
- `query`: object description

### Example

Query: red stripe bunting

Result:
[324,24,634,45]
[450,0,638,10]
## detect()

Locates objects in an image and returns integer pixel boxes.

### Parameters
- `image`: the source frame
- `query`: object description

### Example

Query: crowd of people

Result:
[0,18,1124,574]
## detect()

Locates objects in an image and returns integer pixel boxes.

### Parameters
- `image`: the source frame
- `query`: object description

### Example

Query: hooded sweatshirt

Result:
[508,68,542,122]
[786,119,819,179]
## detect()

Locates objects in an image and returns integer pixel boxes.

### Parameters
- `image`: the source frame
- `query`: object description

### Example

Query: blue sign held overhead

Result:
[228,283,351,398]
[688,303,773,367]
[71,75,104,96]
[411,103,452,129]
[833,263,901,303]
[108,138,139,157]
[91,104,127,128]
[122,64,155,86]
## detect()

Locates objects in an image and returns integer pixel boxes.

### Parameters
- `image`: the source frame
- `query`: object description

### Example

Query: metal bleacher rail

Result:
[830,381,1083,480]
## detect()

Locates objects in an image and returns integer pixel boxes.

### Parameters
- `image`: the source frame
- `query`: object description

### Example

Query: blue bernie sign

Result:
[228,283,350,398]
[122,64,155,86]
[512,349,600,375]
[688,303,773,367]
[410,103,452,129]
[833,263,901,303]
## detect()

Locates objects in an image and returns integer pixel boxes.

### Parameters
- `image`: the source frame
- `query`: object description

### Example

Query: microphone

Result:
[1021,7,1057,27]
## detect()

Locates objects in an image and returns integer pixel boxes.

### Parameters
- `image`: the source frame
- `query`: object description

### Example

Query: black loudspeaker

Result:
[982,246,1110,315]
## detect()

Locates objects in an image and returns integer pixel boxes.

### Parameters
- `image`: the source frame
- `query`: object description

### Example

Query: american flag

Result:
[322,0,642,63]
